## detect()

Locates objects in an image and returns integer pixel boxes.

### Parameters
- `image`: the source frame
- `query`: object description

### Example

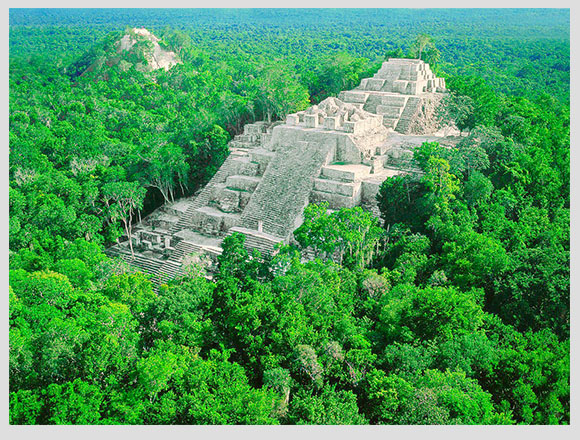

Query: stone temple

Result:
[107,58,457,284]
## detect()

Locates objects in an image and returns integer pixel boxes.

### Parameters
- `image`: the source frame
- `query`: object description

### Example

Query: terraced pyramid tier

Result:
[338,58,447,134]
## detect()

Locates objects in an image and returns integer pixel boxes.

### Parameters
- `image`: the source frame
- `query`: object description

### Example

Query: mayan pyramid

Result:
[106,58,452,284]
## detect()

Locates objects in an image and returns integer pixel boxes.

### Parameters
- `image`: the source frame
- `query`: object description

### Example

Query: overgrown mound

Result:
[68,27,180,78]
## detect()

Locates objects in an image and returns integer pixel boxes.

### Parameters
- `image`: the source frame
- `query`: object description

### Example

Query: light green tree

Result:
[102,181,146,257]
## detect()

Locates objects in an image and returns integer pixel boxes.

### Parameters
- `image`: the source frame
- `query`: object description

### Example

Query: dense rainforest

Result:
[9,9,570,425]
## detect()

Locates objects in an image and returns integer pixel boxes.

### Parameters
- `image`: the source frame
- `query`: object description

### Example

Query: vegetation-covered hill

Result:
[9,8,569,425]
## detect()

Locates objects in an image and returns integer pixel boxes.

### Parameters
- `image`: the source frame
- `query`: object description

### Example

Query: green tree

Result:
[44,379,104,424]
[139,141,189,203]
[412,34,434,61]
[102,181,146,257]
[294,203,384,270]
[285,385,367,424]
[253,63,310,123]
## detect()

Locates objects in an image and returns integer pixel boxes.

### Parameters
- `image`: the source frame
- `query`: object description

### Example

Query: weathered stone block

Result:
[142,231,161,244]
[361,180,382,203]
[216,188,241,213]
[286,114,299,125]
[366,78,386,91]
[244,124,266,135]
[304,114,318,128]
[376,105,402,118]
[324,116,340,130]
[342,91,368,104]
[249,149,274,173]
[382,95,407,106]
[239,191,252,210]
[221,214,239,231]
[237,161,260,177]
[343,121,355,134]
[321,166,370,182]
[310,189,360,209]
[314,178,358,197]
[393,80,408,94]
[225,175,260,192]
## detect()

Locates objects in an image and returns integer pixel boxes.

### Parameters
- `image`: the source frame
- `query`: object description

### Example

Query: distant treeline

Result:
[10,8,570,102]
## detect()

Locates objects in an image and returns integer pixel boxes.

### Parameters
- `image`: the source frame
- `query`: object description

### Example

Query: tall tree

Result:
[102,181,146,257]
[413,34,434,61]
[253,63,310,123]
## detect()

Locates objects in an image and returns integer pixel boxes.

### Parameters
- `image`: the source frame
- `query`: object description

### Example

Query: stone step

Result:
[157,261,182,283]
[228,140,253,149]
[107,247,164,279]
[249,149,275,173]
[376,105,403,118]
[313,178,360,197]
[321,165,372,182]
[209,183,252,212]
[339,91,369,104]
[164,200,194,218]
[229,147,251,156]
[228,226,284,256]
[189,206,241,236]
[374,71,401,80]
[381,95,408,106]
[392,80,410,94]
[399,72,419,81]
[169,240,204,261]
[361,78,386,91]
[243,123,268,135]
[231,156,261,177]
[171,230,224,258]
[225,175,261,192]
[310,189,361,210]
[383,118,397,129]
[235,133,263,144]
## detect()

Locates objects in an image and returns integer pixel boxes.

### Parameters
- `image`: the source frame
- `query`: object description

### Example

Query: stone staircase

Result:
[237,140,334,239]
[394,97,421,134]
[169,155,241,234]
[168,237,222,261]
[168,239,204,262]
[157,260,183,284]
[105,246,164,284]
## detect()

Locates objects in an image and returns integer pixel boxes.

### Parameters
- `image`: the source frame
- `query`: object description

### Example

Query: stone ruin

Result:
[106,58,458,285]
[339,58,446,133]
[117,27,181,72]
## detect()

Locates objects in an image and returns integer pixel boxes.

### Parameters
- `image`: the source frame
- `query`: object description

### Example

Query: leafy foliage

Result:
[9,8,569,426]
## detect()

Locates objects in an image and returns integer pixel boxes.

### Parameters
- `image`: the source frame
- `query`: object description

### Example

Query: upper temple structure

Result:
[106,58,458,284]
[339,57,446,133]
